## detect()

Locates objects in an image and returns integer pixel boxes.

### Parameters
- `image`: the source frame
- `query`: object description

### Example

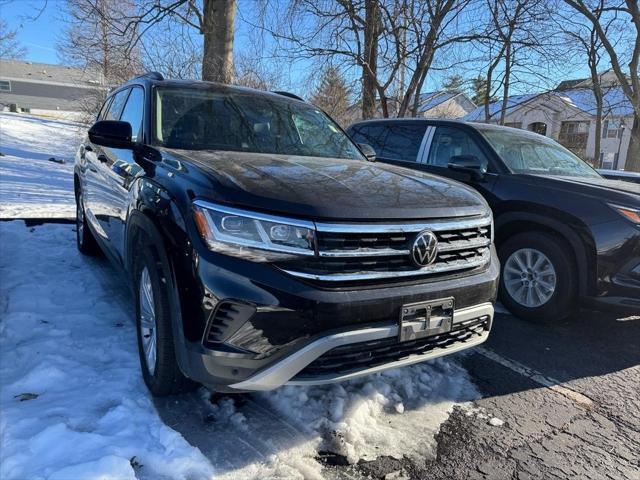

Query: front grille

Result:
[294,315,490,379]
[278,214,492,283]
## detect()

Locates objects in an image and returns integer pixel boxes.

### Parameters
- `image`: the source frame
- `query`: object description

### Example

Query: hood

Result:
[527,174,640,206]
[162,149,488,220]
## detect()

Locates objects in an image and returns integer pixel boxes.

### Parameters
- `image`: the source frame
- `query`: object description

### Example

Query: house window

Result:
[559,121,589,148]
[0,80,11,92]
[560,121,588,135]
[602,119,624,139]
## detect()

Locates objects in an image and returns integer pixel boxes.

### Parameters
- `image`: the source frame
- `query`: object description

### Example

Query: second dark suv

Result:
[348,119,640,321]
[74,74,498,395]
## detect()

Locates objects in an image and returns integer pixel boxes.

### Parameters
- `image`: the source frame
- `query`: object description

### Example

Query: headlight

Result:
[608,203,640,224]
[192,200,315,261]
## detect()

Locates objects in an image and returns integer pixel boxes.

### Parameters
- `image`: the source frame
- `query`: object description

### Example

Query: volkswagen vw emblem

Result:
[411,231,438,267]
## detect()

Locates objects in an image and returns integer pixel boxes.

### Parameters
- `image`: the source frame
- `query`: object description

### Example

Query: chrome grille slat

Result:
[314,213,492,233]
[319,248,411,258]
[282,248,491,281]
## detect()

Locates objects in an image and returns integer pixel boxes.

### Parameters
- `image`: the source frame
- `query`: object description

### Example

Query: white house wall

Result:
[495,94,633,167]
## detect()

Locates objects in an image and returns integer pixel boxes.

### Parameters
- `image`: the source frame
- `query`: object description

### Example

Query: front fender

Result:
[495,209,597,295]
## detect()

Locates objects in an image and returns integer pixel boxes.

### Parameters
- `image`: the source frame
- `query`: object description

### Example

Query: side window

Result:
[104,88,130,121]
[119,87,144,142]
[349,124,389,157]
[427,127,489,168]
[378,124,427,162]
[96,97,113,121]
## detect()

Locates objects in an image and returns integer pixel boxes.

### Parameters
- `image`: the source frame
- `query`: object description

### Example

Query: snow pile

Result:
[0,113,83,219]
[262,360,479,465]
[0,221,214,480]
[190,358,478,479]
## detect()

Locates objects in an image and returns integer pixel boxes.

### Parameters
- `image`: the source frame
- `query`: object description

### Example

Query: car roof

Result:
[117,75,308,106]
[348,117,547,138]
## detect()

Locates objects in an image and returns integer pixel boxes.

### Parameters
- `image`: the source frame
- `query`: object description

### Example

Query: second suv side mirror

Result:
[89,120,134,149]
[448,155,487,181]
[358,143,377,162]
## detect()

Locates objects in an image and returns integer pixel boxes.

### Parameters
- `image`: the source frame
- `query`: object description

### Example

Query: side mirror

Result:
[88,120,133,149]
[448,155,487,181]
[358,143,376,162]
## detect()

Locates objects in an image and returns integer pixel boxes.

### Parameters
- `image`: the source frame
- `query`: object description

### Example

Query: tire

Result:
[498,231,577,322]
[134,240,196,396]
[75,189,100,256]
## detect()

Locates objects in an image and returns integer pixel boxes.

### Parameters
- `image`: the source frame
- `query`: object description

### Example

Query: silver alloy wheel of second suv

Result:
[503,248,557,307]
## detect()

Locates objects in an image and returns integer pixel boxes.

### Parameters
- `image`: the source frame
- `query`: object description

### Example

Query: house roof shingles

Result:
[463,87,632,121]
[0,59,102,87]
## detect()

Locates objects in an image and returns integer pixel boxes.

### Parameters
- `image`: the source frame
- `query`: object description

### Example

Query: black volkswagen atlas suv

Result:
[74,73,498,396]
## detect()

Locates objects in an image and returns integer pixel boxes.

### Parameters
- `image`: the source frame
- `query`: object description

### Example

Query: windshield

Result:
[478,127,600,178]
[154,87,363,160]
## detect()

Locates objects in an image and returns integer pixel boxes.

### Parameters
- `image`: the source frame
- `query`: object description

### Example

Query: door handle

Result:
[97,154,108,163]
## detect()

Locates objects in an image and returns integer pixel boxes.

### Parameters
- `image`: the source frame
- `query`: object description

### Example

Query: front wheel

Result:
[75,190,100,256]
[499,232,577,322]
[134,246,195,396]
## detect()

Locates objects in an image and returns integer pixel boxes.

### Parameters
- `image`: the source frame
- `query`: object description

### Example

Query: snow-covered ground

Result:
[0,113,82,219]
[0,112,481,479]
[0,221,214,480]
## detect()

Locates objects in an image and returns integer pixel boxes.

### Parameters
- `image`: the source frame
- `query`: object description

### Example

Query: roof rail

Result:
[131,71,165,81]
[272,91,305,102]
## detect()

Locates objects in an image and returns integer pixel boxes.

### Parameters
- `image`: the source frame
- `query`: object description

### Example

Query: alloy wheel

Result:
[76,198,84,243]
[503,248,557,308]
[139,267,157,375]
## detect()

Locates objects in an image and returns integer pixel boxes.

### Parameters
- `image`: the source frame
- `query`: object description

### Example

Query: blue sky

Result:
[2,0,60,64]
[2,0,597,96]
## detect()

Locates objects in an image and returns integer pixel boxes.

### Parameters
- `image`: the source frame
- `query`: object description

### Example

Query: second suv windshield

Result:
[478,126,600,178]
[154,87,363,160]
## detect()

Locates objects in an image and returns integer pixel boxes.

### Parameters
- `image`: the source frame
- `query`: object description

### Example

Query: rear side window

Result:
[104,88,130,121]
[427,126,489,167]
[378,124,427,162]
[119,87,144,142]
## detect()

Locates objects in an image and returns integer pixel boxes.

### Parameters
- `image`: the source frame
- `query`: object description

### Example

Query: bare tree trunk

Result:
[627,117,640,172]
[484,46,504,122]
[397,45,434,117]
[588,54,603,166]
[362,0,379,119]
[202,0,237,83]
[410,59,432,117]
[499,41,512,125]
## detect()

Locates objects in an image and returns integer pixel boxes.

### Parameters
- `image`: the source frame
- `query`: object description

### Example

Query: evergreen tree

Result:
[443,74,464,94]
[470,75,497,105]
[311,66,352,127]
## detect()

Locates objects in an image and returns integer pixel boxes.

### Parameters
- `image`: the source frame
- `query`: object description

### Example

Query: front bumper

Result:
[177,246,499,390]
[231,302,493,390]
[587,219,640,313]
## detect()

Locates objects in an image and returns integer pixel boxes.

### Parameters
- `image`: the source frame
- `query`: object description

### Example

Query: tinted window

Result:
[119,87,144,142]
[104,88,130,121]
[427,127,488,167]
[378,124,427,162]
[348,124,389,157]
[154,88,363,160]
[97,97,112,121]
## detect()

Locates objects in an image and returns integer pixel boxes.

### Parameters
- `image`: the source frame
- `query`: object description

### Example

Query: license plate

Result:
[398,298,454,342]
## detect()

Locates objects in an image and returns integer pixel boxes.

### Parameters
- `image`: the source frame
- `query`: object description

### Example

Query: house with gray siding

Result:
[0,60,105,119]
